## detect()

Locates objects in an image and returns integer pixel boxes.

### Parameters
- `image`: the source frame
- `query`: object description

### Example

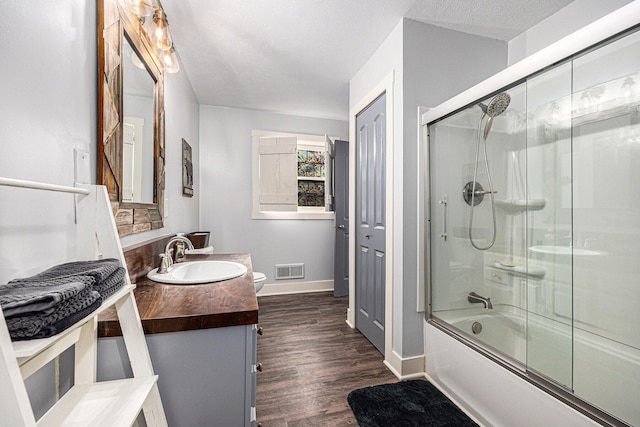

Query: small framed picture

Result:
[182,139,194,197]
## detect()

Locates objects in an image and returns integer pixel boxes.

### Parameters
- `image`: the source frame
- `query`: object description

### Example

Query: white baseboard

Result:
[384,350,425,380]
[345,308,355,328]
[257,280,333,296]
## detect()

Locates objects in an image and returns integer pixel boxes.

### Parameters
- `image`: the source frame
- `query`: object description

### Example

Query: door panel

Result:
[358,126,369,225]
[355,93,386,354]
[373,113,385,228]
[334,140,349,297]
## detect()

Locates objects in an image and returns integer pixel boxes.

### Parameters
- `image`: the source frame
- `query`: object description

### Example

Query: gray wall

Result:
[349,18,405,355]
[0,1,97,283]
[349,18,508,358]
[198,106,348,285]
[0,0,200,417]
[402,20,507,356]
[0,1,201,269]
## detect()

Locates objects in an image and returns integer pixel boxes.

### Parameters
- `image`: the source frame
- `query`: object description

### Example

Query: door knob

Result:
[337,224,345,229]
[257,326,264,336]
[256,363,263,372]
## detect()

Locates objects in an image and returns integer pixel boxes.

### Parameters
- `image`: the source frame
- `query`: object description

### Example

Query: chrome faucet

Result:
[157,236,195,274]
[468,292,493,309]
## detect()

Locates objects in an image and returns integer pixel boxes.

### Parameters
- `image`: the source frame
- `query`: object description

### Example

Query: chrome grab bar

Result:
[439,195,448,241]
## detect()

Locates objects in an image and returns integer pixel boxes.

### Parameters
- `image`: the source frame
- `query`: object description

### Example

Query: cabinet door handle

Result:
[256,363,263,372]
[257,326,264,336]
[337,224,345,230]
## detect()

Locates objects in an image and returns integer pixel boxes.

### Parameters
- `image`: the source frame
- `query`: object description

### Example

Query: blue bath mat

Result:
[348,380,478,426]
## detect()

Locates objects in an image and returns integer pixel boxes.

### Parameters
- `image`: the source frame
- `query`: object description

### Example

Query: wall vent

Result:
[275,263,305,280]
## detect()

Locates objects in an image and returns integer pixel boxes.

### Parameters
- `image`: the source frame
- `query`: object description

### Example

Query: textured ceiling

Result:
[163,0,574,120]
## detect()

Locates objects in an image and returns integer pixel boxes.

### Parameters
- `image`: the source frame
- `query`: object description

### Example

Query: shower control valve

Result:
[463,181,497,206]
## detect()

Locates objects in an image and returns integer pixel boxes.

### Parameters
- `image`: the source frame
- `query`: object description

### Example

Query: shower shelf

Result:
[489,261,546,278]
[495,198,545,213]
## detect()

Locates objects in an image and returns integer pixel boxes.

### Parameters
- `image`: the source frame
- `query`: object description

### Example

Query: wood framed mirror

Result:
[98,0,165,237]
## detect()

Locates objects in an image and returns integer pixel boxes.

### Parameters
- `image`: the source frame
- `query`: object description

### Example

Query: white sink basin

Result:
[529,245,607,256]
[147,260,248,284]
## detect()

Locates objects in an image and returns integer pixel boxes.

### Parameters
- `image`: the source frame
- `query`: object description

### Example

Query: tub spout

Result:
[468,292,493,309]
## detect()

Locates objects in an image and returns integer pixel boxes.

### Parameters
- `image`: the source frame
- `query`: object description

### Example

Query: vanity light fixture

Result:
[126,0,154,18]
[126,0,180,73]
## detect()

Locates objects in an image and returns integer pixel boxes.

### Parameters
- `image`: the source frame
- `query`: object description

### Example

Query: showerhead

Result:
[483,92,511,139]
[486,93,511,118]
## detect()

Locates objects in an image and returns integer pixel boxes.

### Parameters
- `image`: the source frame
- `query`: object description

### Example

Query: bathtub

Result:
[430,305,640,426]
[436,306,529,365]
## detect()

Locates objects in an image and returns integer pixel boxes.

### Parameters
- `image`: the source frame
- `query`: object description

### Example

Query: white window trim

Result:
[251,130,336,220]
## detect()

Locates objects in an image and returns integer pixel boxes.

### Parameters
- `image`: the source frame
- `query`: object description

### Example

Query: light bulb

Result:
[621,76,637,99]
[550,102,561,122]
[150,9,172,51]
[160,47,180,73]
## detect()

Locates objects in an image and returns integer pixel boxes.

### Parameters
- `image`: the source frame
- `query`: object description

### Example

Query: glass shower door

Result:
[525,62,574,389]
[428,25,640,426]
[429,84,531,365]
[568,30,640,425]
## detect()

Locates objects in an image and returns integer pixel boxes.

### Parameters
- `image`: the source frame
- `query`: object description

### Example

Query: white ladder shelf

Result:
[0,181,168,426]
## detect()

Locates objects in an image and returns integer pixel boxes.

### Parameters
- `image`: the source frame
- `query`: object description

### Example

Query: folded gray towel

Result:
[2,259,127,340]
[6,288,101,339]
[10,258,121,284]
[96,267,126,299]
[0,276,93,317]
[16,298,103,340]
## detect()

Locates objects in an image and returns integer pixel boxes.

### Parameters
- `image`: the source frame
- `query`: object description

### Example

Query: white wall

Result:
[198,106,348,285]
[508,0,632,65]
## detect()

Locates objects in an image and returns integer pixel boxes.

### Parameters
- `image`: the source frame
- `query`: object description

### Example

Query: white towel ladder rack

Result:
[0,178,168,426]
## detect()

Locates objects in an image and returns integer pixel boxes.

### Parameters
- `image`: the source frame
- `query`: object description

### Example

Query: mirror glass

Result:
[122,36,155,204]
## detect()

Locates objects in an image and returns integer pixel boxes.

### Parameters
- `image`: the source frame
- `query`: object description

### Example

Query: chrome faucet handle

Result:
[166,248,174,268]
[157,253,171,274]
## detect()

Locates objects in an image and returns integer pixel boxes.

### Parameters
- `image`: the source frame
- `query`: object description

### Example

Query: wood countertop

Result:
[98,253,259,337]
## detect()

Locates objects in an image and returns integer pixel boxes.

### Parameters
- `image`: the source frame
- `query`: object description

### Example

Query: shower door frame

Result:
[419,5,640,427]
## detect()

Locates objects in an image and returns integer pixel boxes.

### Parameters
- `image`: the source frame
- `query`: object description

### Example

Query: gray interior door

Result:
[355,93,386,354]
[334,140,349,297]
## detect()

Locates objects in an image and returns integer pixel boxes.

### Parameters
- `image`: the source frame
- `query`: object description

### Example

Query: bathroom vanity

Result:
[97,252,259,427]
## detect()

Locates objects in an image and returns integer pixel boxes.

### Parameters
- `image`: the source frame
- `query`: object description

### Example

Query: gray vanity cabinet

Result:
[98,324,258,426]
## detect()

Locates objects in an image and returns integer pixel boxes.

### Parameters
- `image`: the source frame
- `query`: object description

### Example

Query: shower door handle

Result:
[439,195,448,241]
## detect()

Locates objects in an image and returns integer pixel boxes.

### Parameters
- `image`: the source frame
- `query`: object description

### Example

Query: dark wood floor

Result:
[256,292,398,426]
